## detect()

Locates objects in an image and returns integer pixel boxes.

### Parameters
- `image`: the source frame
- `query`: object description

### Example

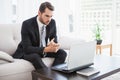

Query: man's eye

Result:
[46,15,49,17]
[45,15,52,18]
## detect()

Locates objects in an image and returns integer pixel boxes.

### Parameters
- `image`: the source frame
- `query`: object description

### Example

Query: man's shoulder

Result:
[23,16,37,24]
[49,19,55,25]
[51,19,55,23]
[21,16,37,29]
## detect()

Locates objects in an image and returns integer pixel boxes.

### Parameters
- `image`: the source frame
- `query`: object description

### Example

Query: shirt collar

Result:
[36,16,46,30]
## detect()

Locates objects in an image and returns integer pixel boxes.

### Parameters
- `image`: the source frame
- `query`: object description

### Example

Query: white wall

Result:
[0,0,12,24]
[16,0,40,23]
[0,0,120,54]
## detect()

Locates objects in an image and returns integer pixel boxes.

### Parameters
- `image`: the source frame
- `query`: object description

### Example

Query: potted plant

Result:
[93,24,103,45]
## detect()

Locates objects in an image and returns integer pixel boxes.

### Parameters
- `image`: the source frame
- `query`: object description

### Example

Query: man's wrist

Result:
[43,52,47,57]
[43,47,47,53]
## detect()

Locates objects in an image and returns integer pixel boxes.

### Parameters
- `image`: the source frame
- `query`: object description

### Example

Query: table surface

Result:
[32,55,120,80]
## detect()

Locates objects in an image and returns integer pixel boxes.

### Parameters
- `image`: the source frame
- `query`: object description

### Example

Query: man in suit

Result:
[13,2,67,69]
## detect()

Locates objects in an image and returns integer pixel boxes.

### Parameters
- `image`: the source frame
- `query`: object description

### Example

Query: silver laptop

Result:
[52,41,96,73]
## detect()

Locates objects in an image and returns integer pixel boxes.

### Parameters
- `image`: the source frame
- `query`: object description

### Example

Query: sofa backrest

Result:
[0,24,21,55]
[0,24,85,56]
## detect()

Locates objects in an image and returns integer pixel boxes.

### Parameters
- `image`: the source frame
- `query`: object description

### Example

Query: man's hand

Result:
[44,45,59,53]
[44,38,60,53]
[47,38,55,46]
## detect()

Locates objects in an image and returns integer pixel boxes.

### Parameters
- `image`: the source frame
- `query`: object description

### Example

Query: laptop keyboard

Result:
[60,66,68,70]
[52,63,69,71]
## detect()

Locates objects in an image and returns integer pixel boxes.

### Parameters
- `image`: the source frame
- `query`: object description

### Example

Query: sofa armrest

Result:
[0,51,14,64]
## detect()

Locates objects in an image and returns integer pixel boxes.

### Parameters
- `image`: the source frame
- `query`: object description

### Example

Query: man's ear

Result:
[38,11,41,16]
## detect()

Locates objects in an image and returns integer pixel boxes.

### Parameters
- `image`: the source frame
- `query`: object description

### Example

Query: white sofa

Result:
[0,24,84,80]
[0,24,55,80]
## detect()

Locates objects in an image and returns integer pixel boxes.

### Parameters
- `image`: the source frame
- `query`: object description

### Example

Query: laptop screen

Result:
[67,41,96,70]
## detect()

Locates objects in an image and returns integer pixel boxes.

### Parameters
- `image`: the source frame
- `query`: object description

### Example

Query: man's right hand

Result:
[44,38,60,53]
[47,38,55,46]
[44,45,59,53]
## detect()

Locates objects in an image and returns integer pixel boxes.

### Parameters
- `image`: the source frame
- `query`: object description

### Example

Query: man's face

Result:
[38,8,53,25]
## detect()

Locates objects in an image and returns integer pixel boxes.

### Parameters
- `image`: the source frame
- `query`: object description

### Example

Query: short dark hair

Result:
[39,2,54,13]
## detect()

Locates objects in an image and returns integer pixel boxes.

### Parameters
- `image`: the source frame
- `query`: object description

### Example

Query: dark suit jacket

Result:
[13,16,58,58]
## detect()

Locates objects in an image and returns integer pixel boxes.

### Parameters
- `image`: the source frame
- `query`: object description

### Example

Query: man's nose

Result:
[48,18,51,21]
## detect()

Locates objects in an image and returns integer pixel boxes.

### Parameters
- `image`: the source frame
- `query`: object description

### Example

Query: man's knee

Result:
[57,49,67,58]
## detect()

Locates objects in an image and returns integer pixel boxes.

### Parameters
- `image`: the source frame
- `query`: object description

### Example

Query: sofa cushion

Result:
[0,24,21,55]
[0,59,35,77]
[0,60,9,64]
[0,58,55,77]
[0,51,14,63]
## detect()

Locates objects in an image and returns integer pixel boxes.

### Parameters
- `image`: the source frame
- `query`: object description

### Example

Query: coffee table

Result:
[32,55,120,80]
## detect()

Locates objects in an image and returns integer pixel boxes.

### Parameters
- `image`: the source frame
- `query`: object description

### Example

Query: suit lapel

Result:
[32,16,40,46]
